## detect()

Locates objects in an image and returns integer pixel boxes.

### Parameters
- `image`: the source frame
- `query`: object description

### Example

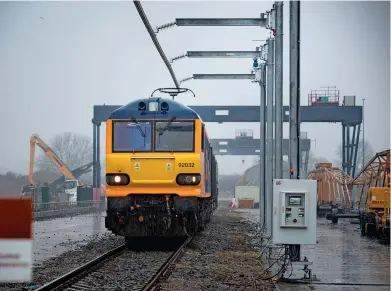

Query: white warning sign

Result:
[166,162,172,171]
[0,241,33,282]
[134,162,140,171]
[0,198,33,283]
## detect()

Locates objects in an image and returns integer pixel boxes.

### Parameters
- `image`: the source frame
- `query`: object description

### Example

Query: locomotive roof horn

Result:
[150,87,196,100]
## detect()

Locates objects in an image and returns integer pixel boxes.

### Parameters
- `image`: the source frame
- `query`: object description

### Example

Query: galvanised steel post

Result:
[274,1,284,179]
[289,1,300,180]
[92,123,97,188]
[259,63,267,233]
[266,37,275,238]
[288,0,301,261]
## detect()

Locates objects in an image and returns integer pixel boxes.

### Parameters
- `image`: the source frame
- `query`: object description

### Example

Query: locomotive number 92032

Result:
[178,162,195,168]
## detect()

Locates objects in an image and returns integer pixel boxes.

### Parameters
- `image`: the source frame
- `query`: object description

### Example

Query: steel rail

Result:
[141,236,194,291]
[35,244,127,291]
[133,1,180,88]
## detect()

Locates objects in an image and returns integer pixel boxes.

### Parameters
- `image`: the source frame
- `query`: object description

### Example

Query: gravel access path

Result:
[160,207,276,291]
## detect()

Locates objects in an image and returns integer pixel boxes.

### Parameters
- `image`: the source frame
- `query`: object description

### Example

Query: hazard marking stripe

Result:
[0,199,33,239]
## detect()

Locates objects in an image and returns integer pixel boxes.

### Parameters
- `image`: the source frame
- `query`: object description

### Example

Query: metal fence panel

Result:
[32,200,107,221]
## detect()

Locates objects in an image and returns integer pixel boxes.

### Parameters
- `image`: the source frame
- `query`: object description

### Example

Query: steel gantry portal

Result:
[92,103,361,187]
[210,138,310,156]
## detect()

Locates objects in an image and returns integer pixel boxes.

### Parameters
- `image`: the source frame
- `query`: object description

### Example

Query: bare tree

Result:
[334,139,375,175]
[35,132,93,173]
[2,171,23,181]
[252,150,326,173]
[314,156,331,163]
[306,151,332,171]
[80,155,106,184]
[307,151,317,171]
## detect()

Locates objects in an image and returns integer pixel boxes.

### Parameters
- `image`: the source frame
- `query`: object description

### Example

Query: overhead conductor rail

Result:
[133,1,179,88]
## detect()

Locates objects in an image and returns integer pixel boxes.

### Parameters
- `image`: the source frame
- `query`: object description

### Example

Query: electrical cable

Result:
[257,245,288,280]
[271,249,292,280]
[260,242,305,282]
[285,258,293,279]
[258,236,272,259]
[133,1,180,88]
[289,244,300,260]
[261,253,287,280]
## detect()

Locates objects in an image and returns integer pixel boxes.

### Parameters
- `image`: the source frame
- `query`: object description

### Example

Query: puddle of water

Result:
[32,214,109,264]
[236,209,390,286]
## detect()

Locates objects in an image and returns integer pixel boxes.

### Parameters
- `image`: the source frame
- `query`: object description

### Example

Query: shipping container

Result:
[77,186,93,207]
[237,198,255,209]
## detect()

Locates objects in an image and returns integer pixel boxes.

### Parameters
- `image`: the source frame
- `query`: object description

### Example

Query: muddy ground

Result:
[160,207,276,291]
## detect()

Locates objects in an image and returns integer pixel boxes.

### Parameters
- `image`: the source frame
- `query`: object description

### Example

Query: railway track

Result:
[35,237,193,291]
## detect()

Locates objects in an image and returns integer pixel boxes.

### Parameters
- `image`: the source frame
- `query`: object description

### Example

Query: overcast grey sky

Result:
[0,1,389,175]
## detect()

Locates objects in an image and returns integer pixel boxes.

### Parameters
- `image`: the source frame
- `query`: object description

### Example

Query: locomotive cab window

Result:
[112,120,152,152]
[155,120,195,152]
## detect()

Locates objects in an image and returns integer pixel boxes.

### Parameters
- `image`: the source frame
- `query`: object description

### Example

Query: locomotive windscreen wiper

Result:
[130,118,146,137]
[158,117,176,136]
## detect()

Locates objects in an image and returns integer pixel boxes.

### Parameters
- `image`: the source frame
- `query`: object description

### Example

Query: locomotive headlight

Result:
[148,101,159,112]
[176,174,201,186]
[106,174,130,186]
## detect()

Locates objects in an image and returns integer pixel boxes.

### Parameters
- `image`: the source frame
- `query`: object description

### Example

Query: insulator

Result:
[170,54,187,63]
[155,21,177,33]
[179,77,193,84]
